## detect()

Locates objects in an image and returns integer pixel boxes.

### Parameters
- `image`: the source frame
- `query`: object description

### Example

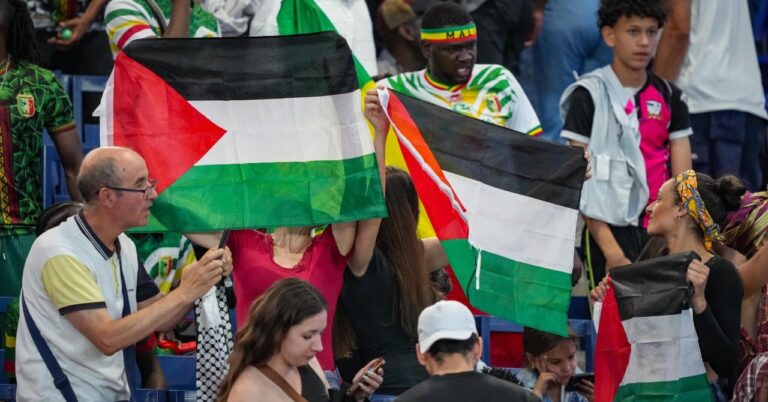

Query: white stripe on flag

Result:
[444,171,578,273]
[190,90,372,165]
[620,309,707,385]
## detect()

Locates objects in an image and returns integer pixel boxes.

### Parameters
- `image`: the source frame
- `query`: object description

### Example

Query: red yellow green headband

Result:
[420,23,477,43]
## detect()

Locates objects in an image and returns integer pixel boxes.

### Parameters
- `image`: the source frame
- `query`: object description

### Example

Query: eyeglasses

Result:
[104,178,158,199]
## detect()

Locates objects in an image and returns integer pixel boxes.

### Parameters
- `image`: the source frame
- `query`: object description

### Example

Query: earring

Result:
[675,214,681,221]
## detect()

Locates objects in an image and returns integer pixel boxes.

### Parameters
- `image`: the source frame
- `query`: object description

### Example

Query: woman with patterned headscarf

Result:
[722,191,768,401]
[592,170,745,401]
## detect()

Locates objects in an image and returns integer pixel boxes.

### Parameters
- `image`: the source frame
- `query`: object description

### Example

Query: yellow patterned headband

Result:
[421,23,477,43]
[675,170,722,251]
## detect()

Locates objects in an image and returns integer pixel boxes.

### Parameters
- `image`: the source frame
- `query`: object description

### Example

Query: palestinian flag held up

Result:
[594,252,711,402]
[99,32,386,232]
[379,88,586,336]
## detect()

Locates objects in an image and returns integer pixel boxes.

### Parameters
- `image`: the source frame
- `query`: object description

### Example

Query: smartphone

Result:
[565,373,594,391]
[346,357,386,396]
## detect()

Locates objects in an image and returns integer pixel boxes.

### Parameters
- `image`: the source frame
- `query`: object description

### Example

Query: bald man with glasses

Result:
[15,147,233,401]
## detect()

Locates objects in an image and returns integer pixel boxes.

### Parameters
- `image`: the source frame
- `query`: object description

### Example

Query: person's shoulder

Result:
[463,372,536,400]
[228,366,284,401]
[105,0,149,17]
[395,377,436,401]
[382,70,422,89]
[14,61,58,83]
[469,64,515,85]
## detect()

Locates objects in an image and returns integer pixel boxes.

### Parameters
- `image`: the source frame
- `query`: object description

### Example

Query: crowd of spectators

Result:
[2,0,767,401]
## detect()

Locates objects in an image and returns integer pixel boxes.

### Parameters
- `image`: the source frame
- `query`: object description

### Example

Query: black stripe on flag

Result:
[611,252,697,320]
[395,91,586,209]
[122,32,358,101]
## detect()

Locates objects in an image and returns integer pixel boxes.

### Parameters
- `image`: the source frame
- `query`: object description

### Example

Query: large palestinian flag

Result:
[99,33,386,232]
[594,252,711,402]
[379,88,586,335]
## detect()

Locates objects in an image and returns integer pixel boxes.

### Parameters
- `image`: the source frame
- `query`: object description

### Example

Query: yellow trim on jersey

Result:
[42,255,105,311]
[527,126,543,137]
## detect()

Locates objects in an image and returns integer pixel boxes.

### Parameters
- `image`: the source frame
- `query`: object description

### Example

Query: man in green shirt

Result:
[0,0,83,297]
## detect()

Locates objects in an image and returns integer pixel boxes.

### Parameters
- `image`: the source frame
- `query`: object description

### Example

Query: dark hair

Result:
[674,174,746,228]
[0,0,40,63]
[380,167,440,336]
[523,326,578,358]
[76,156,122,203]
[36,201,82,235]
[427,333,478,363]
[217,279,327,401]
[420,2,472,30]
[334,167,440,358]
[598,0,666,29]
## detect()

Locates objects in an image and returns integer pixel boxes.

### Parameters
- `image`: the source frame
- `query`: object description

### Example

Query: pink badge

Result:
[624,99,635,115]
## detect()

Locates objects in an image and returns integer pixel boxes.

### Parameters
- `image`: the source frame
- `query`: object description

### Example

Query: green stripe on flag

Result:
[615,374,712,402]
[275,0,372,85]
[135,154,385,232]
[442,239,572,335]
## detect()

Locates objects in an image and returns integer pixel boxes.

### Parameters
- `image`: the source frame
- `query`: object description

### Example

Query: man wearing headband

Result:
[382,2,541,136]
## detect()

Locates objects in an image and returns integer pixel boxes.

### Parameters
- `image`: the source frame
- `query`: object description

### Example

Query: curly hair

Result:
[598,0,666,29]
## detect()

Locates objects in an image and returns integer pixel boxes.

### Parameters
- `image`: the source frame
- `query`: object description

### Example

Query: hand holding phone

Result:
[565,373,594,392]
[346,357,385,396]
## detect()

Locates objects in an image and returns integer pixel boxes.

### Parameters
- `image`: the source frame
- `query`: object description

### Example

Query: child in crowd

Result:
[560,0,692,287]
[516,327,593,402]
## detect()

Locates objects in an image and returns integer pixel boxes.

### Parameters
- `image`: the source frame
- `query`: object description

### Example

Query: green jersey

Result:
[0,60,75,232]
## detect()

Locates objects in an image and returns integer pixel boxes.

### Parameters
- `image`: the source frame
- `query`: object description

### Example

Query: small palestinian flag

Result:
[594,252,711,402]
[379,88,586,335]
[99,33,386,232]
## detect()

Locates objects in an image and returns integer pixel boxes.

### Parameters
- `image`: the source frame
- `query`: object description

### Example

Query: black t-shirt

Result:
[694,256,743,381]
[562,73,690,143]
[395,371,540,402]
[339,249,428,395]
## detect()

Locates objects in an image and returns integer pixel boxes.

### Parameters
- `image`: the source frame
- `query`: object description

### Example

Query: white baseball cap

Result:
[418,300,477,352]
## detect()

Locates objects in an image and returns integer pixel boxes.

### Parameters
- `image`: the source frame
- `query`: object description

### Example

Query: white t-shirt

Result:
[16,215,144,401]
[676,0,768,119]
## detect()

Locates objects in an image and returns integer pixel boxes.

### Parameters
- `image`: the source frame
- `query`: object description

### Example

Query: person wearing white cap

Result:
[395,301,540,401]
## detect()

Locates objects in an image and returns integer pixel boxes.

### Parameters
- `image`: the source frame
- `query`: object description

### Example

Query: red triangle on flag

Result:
[112,52,227,193]
[594,279,631,402]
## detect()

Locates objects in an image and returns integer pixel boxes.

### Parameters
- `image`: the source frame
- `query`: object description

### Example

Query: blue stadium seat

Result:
[70,75,107,149]
[568,296,591,320]
[158,355,196,390]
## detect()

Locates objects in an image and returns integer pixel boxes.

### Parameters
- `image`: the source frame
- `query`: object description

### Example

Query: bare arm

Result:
[163,0,192,38]
[584,216,631,272]
[185,232,224,249]
[737,242,768,298]
[47,0,108,48]
[340,89,390,275]
[65,248,226,355]
[669,136,692,176]
[652,0,691,81]
[50,128,84,201]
